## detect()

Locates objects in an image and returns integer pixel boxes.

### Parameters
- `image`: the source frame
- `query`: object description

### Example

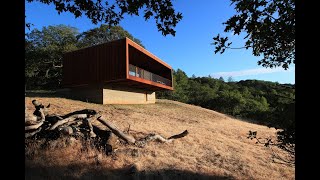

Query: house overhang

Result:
[125,38,173,90]
[105,78,173,91]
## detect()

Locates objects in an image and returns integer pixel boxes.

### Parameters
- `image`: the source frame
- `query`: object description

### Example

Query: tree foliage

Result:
[157,69,294,128]
[25,25,79,89]
[227,76,234,82]
[218,76,224,82]
[26,0,182,36]
[212,0,295,70]
[77,25,144,48]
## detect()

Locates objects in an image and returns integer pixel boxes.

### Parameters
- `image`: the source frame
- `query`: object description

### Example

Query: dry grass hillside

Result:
[25,96,294,180]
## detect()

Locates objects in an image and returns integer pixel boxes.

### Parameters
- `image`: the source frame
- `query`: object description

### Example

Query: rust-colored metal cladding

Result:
[61,37,173,104]
[62,39,127,87]
[62,38,172,90]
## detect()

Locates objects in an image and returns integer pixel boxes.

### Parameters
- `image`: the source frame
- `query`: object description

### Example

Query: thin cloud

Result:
[211,67,295,78]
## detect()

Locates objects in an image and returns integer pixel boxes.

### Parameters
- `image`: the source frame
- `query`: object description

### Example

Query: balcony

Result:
[129,64,172,87]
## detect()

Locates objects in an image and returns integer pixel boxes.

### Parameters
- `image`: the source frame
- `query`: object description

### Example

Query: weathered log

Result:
[32,100,42,107]
[45,114,63,120]
[25,112,38,123]
[62,109,97,119]
[84,119,96,138]
[87,113,101,122]
[168,130,189,140]
[25,121,44,131]
[98,116,136,144]
[25,127,42,138]
[65,119,83,127]
[32,100,50,117]
[25,120,43,126]
[50,114,87,130]
[135,130,188,147]
[38,108,45,121]
[145,134,172,143]
[60,126,74,135]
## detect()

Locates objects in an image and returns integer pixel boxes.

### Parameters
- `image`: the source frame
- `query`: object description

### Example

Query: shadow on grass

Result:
[26,90,68,98]
[25,162,235,180]
[25,90,93,104]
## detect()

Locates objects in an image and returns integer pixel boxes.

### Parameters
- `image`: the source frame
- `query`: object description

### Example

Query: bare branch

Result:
[25,121,44,131]
[25,127,42,138]
[98,116,136,144]
[50,114,87,130]
[84,118,96,138]
[227,46,251,50]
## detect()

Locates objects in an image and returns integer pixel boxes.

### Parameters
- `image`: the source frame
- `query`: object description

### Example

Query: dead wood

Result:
[87,113,101,122]
[168,130,189,140]
[32,100,50,117]
[60,126,74,135]
[49,114,87,130]
[135,130,188,147]
[32,100,42,107]
[25,121,44,131]
[25,119,42,126]
[25,113,38,124]
[62,109,97,119]
[98,116,136,144]
[26,106,46,123]
[26,99,188,154]
[84,119,97,138]
[65,119,83,127]
[45,114,63,120]
[25,127,42,138]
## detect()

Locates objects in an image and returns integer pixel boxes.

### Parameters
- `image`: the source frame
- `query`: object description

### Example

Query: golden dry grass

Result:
[25,97,294,180]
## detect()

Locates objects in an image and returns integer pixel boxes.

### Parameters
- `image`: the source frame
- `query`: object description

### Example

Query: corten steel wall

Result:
[62,39,127,87]
[62,37,173,90]
[61,37,173,104]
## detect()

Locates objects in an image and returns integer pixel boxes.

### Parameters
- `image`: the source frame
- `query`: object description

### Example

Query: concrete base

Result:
[61,84,155,104]
[103,84,155,104]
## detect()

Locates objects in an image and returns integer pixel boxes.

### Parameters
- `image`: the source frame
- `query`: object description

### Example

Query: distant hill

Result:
[157,70,295,130]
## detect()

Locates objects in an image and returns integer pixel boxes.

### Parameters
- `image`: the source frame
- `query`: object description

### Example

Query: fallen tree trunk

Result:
[25,121,44,131]
[50,114,87,130]
[25,119,43,126]
[135,130,189,147]
[98,116,136,144]
[84,119,96,138]
[87,113,101,121]
[64,119,83,127]
[25,127,42,138]
[32,100,50,117]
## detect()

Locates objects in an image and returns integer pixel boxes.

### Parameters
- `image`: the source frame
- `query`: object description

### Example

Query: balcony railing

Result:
[129,64,172,87]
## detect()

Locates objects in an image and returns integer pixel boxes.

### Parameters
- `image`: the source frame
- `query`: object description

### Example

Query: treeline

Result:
[157,69,295,131]
[25,24,144,90]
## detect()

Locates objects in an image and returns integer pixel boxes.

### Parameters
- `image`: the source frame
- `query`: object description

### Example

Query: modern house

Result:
[61,37,173,104]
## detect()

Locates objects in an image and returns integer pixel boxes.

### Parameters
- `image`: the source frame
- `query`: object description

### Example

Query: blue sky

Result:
[26,0,295,84]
